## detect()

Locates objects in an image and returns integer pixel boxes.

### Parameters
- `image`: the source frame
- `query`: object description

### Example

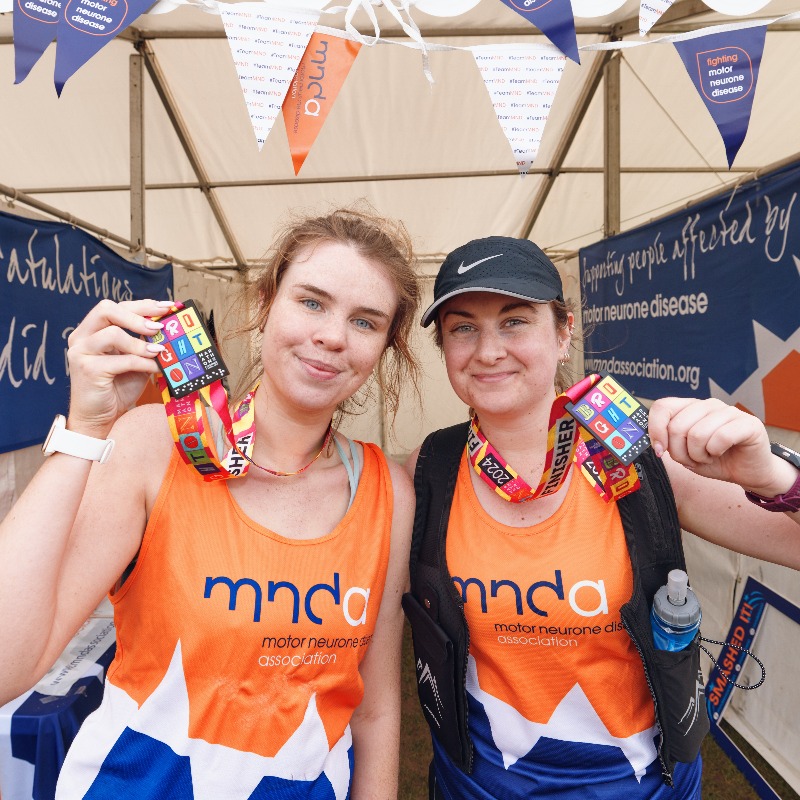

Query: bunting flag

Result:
[673,24,767,167]
[53,0,157,95]
[12,0,61,84]
[221,3,320,151]
[282,32,361,174]
[497,0,579,64]
[639,0,674,36]
[472,43,566,175]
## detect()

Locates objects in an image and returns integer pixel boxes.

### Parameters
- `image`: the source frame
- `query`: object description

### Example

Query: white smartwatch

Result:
[42,415,115,464]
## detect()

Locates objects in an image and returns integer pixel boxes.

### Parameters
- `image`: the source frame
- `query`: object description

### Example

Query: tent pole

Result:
[15,166,761,195]
[139,42,248,272]
[604,51,621,237]
[130,53,147,266]
[0,182,232,279]
[520,48,612,241]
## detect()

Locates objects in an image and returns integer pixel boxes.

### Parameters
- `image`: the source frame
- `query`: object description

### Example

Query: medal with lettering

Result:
[147,300,253,481]
[146,300,228,397]
[468,373,645,504]
[564,372,651,465]
[566,372,650,501]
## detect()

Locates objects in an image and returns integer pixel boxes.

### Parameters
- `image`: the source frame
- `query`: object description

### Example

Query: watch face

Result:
[42,414,65,455]
[771,442,800,469]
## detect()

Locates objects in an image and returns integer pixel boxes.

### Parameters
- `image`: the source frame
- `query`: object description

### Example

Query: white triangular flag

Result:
[471,44,566,176]
[220,3,321,150]
[639,0,674,36]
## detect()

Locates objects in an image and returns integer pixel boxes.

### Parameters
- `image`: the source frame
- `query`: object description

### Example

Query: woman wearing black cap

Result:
[404,236,800,800]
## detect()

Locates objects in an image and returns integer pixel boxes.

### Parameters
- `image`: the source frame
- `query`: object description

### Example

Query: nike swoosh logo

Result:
[457,253,503,274]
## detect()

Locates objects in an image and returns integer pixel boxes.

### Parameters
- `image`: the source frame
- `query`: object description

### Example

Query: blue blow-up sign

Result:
[580,160,800,432]
[0,210,173,454]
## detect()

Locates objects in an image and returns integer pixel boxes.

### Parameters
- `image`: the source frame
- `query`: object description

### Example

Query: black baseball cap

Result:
[420,236,564,327]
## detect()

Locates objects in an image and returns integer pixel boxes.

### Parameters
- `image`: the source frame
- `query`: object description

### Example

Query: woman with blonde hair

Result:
[0,207,421,800]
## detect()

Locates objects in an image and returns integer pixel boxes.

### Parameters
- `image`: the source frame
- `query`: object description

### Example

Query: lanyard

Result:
[160,376,333,481]
[159,376,258,481]
[467,374,642,504]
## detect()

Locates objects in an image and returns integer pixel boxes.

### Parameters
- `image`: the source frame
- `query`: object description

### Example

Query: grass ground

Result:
[399,622,796,799]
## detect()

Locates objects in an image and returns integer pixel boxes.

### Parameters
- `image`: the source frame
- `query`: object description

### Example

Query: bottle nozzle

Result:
[667,569,688,605]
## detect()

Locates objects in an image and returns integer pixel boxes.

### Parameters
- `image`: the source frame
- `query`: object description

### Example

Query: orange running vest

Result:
[56,443,393,799]
[446,455,656,739]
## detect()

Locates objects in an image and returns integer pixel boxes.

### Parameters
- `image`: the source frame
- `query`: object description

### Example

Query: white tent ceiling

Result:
[1,0,799,275]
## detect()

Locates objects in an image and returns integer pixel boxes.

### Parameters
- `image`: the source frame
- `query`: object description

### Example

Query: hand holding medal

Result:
[146,299,244,481]
[65,298,176,437]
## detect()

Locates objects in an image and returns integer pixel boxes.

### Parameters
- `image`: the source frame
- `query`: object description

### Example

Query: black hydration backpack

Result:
[402,421,709,786]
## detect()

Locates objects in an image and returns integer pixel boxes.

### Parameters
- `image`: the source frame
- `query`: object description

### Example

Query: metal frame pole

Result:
[130,52,146,264]
[604,51,621,237]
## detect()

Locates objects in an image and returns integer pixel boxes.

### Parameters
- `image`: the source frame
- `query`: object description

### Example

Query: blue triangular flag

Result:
[673,25,767,168]
[54,0,155,95]
[13,0,61,83]
[498,0,579,64]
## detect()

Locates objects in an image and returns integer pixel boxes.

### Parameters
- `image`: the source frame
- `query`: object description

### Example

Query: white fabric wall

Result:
[685,423,800,795]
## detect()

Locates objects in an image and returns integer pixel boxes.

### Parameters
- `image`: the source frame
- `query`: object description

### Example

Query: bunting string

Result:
[8,0,800,174]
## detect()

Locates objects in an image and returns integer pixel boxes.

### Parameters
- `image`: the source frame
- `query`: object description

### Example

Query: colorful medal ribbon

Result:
[148,299,256,482]
[467,373,642,504]
[158,375,258,482]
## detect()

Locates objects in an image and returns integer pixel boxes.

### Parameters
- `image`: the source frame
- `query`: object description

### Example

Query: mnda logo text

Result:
[204,572,370,626]
[452,569,608,617]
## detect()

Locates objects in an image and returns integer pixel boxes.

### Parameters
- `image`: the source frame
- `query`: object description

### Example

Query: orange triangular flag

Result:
[282,32,361,175]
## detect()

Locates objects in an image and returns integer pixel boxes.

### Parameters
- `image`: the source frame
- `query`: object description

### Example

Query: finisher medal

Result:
[564,372,651,466]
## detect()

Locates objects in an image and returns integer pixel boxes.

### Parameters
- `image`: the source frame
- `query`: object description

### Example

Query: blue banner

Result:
[54,0,155,95]
[498,0,579,63]
[12,0,61,84]
[0,210,173,454]
[706,576,800,800]
[579,160,800,432]
[673,25,767,168]
[705,577,767,723]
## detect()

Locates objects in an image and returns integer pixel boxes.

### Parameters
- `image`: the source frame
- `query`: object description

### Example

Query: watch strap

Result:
[744,442,800,512]
[43,415,115,464]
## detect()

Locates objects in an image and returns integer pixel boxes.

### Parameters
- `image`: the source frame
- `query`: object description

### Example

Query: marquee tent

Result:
[2,0,800,796]
[2,0,800,273]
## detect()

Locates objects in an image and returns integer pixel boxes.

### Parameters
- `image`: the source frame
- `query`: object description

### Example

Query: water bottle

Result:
[650,569,702,651]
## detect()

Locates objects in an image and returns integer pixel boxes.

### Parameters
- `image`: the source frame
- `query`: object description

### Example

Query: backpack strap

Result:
[619,447,685,598]
[618,448,708,780]
[409,422,470,596]
[406,421,474,772]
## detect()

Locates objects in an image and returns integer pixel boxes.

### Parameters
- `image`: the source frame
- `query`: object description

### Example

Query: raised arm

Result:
[0,299,175,704]
[648,397,800,568]
[350,458,415,800]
